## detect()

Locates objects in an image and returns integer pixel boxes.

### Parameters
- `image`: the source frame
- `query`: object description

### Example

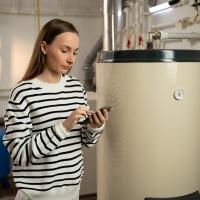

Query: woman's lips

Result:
[62,65,69,70]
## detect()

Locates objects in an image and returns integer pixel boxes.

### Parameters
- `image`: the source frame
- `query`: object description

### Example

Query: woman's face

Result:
[42,32,79,75]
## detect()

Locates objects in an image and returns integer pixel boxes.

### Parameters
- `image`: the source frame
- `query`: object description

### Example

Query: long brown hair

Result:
[20,18,79,82]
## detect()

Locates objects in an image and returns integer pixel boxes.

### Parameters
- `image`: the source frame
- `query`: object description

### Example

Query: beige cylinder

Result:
[96,61,200,200]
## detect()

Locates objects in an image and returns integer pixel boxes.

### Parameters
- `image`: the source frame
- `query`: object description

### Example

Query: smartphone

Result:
[82,106,112,124]
[99,106,112,112]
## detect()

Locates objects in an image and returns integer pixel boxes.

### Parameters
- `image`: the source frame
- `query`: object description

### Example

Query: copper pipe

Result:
[35,0,40,34]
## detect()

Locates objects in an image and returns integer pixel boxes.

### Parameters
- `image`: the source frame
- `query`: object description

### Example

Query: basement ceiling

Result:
[0,0,103,17]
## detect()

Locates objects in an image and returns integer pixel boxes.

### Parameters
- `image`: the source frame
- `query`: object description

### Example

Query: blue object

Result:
[0,128,11,188]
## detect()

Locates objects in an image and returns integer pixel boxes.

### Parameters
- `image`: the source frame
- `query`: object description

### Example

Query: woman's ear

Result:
[41,41,47,55]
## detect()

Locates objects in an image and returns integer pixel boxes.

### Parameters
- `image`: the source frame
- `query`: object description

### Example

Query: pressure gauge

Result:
[174,89,184,100]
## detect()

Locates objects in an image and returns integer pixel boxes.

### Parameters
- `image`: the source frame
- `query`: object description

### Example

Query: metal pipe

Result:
[83,36,103,66]
[103,0,113,51]
[83,36,103,91]
[103,0,123,50]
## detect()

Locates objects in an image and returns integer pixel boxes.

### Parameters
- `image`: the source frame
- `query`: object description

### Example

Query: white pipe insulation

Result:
[151,16,200,30]
[160,31,200,40]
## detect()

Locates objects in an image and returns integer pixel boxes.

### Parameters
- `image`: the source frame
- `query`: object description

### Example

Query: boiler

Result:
[96,49,200,200]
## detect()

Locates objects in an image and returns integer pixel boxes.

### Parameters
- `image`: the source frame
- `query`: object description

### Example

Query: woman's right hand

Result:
[62,106,93,132]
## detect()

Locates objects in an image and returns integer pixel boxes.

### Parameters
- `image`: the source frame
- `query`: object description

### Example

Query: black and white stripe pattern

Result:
[3,75,103,195]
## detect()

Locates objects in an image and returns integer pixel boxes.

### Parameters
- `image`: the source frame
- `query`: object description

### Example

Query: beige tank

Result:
[96,50,200,200]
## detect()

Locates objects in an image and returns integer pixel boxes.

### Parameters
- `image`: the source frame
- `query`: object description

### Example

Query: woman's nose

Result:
[67,53,75,64]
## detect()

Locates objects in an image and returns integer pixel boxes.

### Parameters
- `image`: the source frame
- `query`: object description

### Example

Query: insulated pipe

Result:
[151,15,200,30]
[115,0,123,49]
[151,22,176,30]
[114,0,123,34]
[160,31,200,39]
[123,6,130,29]
[143,0,149,35]
[148,31,200,41]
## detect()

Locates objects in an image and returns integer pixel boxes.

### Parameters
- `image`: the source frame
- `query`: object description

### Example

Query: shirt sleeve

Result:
[80,88,105,147]
[81,123,105,147]
[3,98,69,167]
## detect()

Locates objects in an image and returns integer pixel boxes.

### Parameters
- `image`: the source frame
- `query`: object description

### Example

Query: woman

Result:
[3,18,108,200]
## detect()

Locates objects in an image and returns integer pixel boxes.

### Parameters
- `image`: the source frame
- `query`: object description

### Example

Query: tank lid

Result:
[97,49,200,63]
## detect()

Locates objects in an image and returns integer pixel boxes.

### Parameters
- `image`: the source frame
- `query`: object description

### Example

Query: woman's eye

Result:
[73,51,78,55]
[61,49,78,55]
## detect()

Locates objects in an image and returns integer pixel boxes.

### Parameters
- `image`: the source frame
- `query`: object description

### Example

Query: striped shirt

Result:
[3,75,103,199]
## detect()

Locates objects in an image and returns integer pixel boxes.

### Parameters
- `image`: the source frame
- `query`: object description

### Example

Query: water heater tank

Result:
[96,50,200,200]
